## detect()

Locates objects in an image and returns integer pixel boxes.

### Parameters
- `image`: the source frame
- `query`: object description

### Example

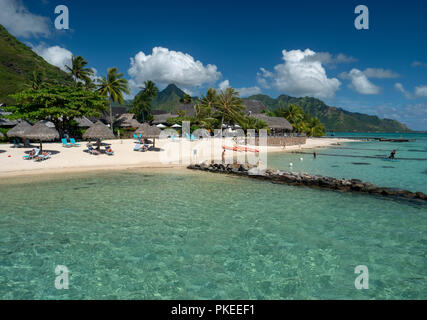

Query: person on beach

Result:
[222,150,226,164]
[389,149,397,159]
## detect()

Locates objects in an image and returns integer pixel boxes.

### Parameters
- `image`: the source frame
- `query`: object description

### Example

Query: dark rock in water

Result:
[352,162,371,165]
[331,165,339,168]
[382,166,394,169]
[422,170,427,175]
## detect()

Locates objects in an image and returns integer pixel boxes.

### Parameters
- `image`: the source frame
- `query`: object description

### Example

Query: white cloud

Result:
[257,49,341,99]
[32,44,73,71]
[218,79,261,97]
[363,68,399,79]
[415,85,427,98]
[340,68,380,94]
[128,47,221,92]
[411,61,427,68]
[374,102,427,131]
[395,83,427,99]
[218,80,230,92]
[302,52,357,66]
[0,0,50,38]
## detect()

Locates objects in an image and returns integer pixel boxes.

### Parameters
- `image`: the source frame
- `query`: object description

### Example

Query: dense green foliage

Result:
[5,84,107,135]
[0,24,72,104]
[247,94,411,132]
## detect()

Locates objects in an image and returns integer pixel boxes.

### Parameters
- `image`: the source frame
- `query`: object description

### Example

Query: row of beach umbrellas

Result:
[5,120,166,150]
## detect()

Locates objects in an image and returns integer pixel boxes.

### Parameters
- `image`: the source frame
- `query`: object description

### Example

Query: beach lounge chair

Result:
[70,138,80,147]
[62,138,72,148]
[12,138,23,148]
[88,146,100,155]
[133,133,139,140]
[35,152,51,162]
[105,147,114,156]
[23,148,40,160]
[134,144,142,151]
[191,134,199,141]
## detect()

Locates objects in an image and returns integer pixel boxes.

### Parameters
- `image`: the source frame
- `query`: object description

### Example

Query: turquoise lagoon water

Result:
[269,133,427,193]
[0,166,426,299]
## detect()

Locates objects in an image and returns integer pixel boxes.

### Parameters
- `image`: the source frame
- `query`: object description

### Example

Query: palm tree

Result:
[28,70,44,90]
[305,117,325,137]
[130,81,158,122]
[216,87,246,132]
[179,93,192,104]
[280,104,305,132]
[65,56,94,84]
[199,88,218,118]
[97,67,130,131]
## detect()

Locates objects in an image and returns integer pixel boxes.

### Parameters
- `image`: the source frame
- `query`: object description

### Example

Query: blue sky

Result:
[0,0,426,130]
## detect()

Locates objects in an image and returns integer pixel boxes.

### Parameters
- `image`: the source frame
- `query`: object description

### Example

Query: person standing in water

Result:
[313,151,317,159]
[389,149,397,159]
[222,149,226,164]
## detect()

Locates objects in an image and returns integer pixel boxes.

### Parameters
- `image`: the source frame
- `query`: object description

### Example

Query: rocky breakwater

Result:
[188,162,427,202]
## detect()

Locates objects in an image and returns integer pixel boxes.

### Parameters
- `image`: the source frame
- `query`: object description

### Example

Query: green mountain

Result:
[247,94,411,132]
[0,24,72,104]
[151,84,186,111]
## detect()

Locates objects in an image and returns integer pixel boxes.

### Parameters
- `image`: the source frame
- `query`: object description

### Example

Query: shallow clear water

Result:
[0,169,426,299]
[268,133,427,193]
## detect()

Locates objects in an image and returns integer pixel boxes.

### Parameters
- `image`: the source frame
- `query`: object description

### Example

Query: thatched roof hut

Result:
[152,113,178,125]
[116,113,141,128]
[22,121,60,151]
[83,121,115,140]
[74,116,94,128]
[135,123,162,147]
[7,121,32,139]
[251,114,293,131]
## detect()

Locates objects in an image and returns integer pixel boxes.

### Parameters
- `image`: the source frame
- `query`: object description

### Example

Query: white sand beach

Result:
[0,137,352,178]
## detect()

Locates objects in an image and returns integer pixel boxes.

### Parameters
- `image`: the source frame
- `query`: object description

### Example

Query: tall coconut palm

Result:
[65,56,94,84]
[280,104,305,132]
[216,87,246,132]
[130,80,158,122]
[97,67,130,131]
[199,88,218,118]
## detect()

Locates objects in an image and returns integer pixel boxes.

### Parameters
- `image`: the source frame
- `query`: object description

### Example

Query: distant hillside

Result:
[0,24,72,104]
[151,84,186,111]
[247,94,411,132]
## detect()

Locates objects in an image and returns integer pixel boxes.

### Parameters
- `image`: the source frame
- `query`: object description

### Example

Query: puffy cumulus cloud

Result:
[363,68,399,79]
[128,47,221,92]
[32,44,72,71]
[257,49,341,99]
[340,69,380,94]
[218,80,261,97]
[0,0,50,38]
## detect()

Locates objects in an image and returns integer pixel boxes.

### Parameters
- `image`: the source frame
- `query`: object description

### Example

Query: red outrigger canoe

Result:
[222,145,259,153]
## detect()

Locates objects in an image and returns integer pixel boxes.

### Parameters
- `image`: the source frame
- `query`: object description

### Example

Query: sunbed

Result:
[23,148,40,160]
[70,138,80,147]
[35,152,51,162]
[62,138,72,147]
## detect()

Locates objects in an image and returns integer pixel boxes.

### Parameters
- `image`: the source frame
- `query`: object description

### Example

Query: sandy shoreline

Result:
[0,137,353,179]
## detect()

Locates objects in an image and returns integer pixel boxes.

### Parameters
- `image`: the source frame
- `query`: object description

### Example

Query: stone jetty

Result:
[188,162,427,202]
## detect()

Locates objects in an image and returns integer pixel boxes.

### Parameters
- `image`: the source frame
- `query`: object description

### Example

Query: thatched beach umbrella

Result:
[7,121,32,139]
[22,121,59,152]
[135,123,161,147]
[83,121,115,149]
